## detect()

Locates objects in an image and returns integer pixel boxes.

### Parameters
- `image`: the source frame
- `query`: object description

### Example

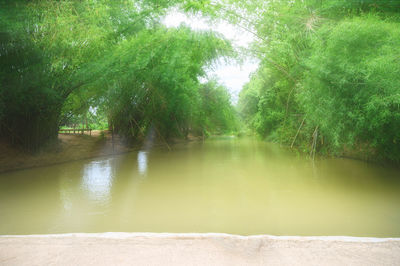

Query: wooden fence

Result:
[58,128,92,136]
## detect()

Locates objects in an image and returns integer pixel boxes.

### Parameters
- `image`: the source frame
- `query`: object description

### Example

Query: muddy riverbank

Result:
[0,131,134,173]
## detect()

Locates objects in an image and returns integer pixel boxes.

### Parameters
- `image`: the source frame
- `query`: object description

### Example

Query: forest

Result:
[1,0,400,164]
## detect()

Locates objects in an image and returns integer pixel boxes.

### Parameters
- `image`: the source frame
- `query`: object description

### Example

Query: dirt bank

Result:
[1,233,399,266]
[0,132,202,173]
[0,131,135,173]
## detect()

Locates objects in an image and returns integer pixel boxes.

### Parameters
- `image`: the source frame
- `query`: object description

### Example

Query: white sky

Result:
[163,11,259,103]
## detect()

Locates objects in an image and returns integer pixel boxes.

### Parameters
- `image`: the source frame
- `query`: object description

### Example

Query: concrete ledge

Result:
[1,233,400,265]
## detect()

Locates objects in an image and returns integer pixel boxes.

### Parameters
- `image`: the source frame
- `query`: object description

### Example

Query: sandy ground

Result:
[1,233,400,266]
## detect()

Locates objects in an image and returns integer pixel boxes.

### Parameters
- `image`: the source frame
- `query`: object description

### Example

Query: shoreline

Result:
[2,232,400,242]
[2,133,397,174]
[0,131,134,174]
[0,131,202,174]
[0,149,134,175]
[1,233,400,265]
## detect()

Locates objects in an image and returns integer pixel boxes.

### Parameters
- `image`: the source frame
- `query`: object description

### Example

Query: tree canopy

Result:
[210,0,400,163]
[1,0,399,164]
[0,0,237,149]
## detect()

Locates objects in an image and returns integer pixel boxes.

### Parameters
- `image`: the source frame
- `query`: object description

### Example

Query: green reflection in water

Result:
[0,137,399,236]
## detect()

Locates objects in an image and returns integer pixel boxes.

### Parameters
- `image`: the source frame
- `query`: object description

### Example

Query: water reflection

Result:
[59,177,73,211]
[137,151,148,176]
[81,159,114,203]
[2,137,400,236]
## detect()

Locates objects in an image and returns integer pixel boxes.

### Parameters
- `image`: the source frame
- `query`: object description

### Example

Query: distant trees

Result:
[198,80,238,136]
[100,27,236,141]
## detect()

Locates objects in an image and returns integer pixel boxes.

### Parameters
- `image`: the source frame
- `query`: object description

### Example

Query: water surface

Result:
[1,137,400,236]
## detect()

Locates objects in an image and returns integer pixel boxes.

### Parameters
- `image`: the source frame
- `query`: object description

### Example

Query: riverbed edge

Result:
[2,232,400,242]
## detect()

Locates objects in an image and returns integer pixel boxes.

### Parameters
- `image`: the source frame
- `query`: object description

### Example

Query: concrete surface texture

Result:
[1,233,400,266]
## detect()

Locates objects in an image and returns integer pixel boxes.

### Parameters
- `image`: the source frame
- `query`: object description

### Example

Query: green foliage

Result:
[198,80,238,135]
[300,15,400,161]
[98,27,235,141]
[0,0,238,149]
[231,0,400,163]
[0,32,62,150]
[4,0,398,165]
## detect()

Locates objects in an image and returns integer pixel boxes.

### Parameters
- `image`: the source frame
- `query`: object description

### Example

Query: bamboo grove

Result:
[1,0,399,164]
[0,0,238,150]
[235,0,400,163]
[187,0,400,163]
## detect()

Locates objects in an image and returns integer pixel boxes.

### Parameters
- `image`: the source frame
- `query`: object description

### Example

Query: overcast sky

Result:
[163,10,259,103]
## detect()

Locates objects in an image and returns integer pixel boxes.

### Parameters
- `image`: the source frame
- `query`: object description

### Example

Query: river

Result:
[1,137,399,236]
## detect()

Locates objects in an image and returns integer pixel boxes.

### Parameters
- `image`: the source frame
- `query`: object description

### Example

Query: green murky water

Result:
[1,137,400,236]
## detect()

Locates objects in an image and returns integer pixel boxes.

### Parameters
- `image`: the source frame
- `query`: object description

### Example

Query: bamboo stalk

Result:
[291,116,306,149]
[153,125,171,151]
[310,126,319,161]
